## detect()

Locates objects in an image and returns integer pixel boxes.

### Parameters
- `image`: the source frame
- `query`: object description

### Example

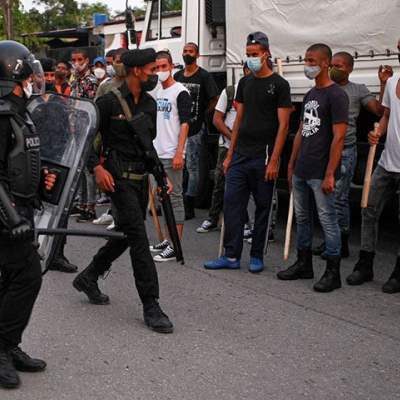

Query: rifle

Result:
[111,89,184,264]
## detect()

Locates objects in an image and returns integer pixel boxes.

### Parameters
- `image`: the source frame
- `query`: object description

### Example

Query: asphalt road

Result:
[2,206,400,400]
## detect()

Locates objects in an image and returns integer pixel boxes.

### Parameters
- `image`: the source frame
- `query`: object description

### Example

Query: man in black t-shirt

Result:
[174,42,219,219]
[204,32,292,273]
[277,43,349,293]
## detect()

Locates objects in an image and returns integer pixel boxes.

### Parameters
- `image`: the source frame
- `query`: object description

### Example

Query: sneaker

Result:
[249,257,264,273]
[204,256,240,270]
[196,219,218,233]
[76,209,97,223]
[96,195,110,206]
[154,245,176,262]
[93,212,114,225]
[106,221,116,231]
[150,239,169,253]
[70,204,84,217]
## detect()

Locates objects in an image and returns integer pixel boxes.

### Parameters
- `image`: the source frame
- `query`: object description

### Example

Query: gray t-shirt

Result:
[341,81,375,146]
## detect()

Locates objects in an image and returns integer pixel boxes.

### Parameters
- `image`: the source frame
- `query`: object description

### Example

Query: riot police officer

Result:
[0,40,56,389]
[73,48,174,334]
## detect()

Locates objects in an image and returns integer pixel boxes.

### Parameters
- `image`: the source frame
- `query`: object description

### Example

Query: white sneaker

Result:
[196,219,218,233]
[93,212,114,225]
[150,239,169,253]
[154,245,176,262]
[106,221,116,231]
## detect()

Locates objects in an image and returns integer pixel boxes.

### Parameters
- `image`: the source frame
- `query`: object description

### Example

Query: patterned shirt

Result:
[70,69,98,99]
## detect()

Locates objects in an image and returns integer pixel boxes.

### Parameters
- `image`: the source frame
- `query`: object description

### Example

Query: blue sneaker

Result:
[249,257,264,273]
[204,256,240,270]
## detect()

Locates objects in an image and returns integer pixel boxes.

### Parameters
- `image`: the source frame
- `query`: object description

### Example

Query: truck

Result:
[126,0,400,206]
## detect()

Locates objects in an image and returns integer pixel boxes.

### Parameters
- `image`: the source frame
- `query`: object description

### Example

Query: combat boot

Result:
[9,347,46,373]
[72,262,110,305]
[277,248,314,280]
[382,257,400,294]
[143,301,174,334]
[0,347,20,389]
[346,250,374,286]
[314,256,342,293]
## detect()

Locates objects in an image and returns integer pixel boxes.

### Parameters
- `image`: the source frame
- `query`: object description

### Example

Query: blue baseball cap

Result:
[93,56,106,66]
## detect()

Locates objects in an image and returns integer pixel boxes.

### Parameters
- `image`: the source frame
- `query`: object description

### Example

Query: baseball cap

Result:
[93,56,106,66]
[247,32,269,49]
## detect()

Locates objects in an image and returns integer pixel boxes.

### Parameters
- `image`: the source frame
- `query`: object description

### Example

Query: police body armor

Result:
[0,98,41,200]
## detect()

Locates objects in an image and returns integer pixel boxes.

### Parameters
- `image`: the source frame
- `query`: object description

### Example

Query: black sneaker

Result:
[9,347,46,373]
[70,205,84,217]
[153,245,176,262]
[0,348,20,389]
[76,209,97,223]
[143,302,174,334]
[150,239,169,253]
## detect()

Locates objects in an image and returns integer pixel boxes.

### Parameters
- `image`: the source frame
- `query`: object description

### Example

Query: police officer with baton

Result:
[73,48,174,334]
[0,40,57,389]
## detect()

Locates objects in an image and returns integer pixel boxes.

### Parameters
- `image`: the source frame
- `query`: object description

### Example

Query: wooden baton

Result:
[361,123,379,208]
[283,192,294,261]
[148,183,164,242]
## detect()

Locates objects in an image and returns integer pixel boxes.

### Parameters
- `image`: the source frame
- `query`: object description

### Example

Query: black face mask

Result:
[183,54,196,65]
[140,74,158,92]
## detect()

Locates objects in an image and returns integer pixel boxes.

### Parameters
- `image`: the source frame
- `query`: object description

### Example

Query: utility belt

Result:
[104,148,147,181]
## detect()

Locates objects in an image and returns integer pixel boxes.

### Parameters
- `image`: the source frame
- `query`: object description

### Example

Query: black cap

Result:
[121,48,156,68]
[247,32,269,49]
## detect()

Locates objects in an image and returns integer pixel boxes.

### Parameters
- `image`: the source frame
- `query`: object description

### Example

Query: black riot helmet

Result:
[0,40,45,97]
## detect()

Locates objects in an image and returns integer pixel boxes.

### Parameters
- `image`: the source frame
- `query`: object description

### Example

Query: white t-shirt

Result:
[153,82,191,159]
[379,75,400,173]
[215,84,238,149]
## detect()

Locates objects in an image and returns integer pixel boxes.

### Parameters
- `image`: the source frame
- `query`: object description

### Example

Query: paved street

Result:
[2,205,400,400]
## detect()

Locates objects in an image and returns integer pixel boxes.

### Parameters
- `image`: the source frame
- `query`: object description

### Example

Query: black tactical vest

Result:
[0,99,41,199]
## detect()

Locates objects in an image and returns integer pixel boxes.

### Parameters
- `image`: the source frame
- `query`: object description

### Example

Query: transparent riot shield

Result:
[27,93,99,270]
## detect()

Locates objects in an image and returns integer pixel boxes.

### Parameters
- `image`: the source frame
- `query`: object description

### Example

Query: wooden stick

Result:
[361,123,379,208]
[276,58,283,76]
[284,192,294,261]
[218,215,225,258]
[148,183,164,242]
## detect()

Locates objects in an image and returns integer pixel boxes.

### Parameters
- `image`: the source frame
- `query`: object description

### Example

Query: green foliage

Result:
[0,0,111,39]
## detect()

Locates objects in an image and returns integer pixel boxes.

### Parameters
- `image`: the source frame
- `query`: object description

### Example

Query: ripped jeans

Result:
[361,165,400,256]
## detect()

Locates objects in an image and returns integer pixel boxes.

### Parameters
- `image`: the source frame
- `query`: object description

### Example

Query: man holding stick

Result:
[277,44,349,293]
[347,45,400,292]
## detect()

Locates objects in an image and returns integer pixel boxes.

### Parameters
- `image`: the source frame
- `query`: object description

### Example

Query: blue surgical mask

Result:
[247,56,263,73]
[304,65,321,80]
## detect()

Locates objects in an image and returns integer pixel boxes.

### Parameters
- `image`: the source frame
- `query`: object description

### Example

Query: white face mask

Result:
[106,64,115,77]
[94,67,106,80]
[73,62,88,74]
[23,81,33,99]
[157,70,171,83]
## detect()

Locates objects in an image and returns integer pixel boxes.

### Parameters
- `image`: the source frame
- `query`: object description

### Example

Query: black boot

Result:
[143,301,174,334]
[277,249,314,280]
[314,256,342,293]
[73,262,110,305]
[312,241,325,256]
[184,195,195,220]
[0,347,20,389]
[346,250,374,286]
[49,255,78,273]
[341,232,350,258]
[9,347,46,373]
[382,257,400,294]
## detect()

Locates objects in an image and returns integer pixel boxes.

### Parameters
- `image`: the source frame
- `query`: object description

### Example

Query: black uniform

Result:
[0,93,42,349]
[86,82,159,303]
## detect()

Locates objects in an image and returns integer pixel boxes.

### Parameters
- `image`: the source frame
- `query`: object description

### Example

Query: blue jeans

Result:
[335,146,357,233]
[293,175,341,257]
[185,128,204,197]
[223,153,275,259]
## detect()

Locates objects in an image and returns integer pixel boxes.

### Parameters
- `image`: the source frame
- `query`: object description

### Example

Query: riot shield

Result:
[27,93,99,270]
